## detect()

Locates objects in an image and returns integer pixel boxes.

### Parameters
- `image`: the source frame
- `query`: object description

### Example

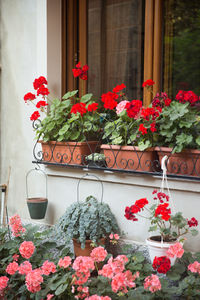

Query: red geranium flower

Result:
[155,203,171,221]
[124,206,138,221]
[135,198,148,209]
[72,62,89,80]
[142,79,155,88]
[126,100,142,118]
[87,103,98,112]
[139,124,147,135]
[153,256,171,274]
[101,91,118,110]
[71,102,87,116]
[113,83,126,94]
[24,92,36,103]
[33,76,48,90]
[36,101,48,108]
[164,98,172,106]
[37,85,50,96]
[30,111,40,121]
[188,217,198,227]
[175,90,199,106]
[150,122,157,132]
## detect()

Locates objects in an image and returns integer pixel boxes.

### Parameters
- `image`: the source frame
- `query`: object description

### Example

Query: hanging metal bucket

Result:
[26,168,48,219]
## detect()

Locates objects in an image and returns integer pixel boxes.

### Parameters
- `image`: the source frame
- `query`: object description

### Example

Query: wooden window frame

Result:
[47,0,163,105]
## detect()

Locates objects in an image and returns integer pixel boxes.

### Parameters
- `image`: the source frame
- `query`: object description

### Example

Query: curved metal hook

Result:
[77,173,103,204]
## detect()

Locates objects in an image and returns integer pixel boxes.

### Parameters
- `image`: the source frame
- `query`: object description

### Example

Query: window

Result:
[47,0,200,105]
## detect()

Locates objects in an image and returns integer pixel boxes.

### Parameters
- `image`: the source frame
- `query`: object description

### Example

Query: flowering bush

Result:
[1,214,200,299]
[125,189,198,242]
[24,65,102,142]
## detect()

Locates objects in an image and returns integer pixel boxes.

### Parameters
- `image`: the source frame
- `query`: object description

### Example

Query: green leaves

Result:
[62,90,78,99]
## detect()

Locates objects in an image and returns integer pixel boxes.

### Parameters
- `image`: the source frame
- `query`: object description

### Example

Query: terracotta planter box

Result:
[100,144,158,172]
[155,147,200,176]
[39,141,99,165]
[73,238,105,257]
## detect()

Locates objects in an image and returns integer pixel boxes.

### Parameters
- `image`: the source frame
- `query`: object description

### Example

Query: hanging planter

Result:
[26,168,48,219]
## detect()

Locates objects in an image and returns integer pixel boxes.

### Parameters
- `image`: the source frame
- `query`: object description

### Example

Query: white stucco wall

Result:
[0,0,200,253]
[0,0,47,217]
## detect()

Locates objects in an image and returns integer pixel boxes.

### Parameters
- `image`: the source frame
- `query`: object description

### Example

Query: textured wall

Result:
[0,0,47,217]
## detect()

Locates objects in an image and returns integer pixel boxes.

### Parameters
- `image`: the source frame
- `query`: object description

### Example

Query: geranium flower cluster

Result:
[70,102,98,116]
[152,92,172,108]
[188,261,200,274]
[144,274,161,293]
[152,256,171,274]
[72,62,89,80]
[99,255,139,294]
[175,90,199,106]
[109,233,120,245]
[24,75,49,121]
[124,198,149,221]
[101,84,126,110]
[9,214,26,237]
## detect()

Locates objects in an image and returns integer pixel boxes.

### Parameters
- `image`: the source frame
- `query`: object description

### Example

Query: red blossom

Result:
[24,92,36,103]
[37,85,50,96]
[30,111,40,121]
[71,102,87,116]
[101,91,118,110]
[113,83,126,94]
[135,198,148,209]
[126,100,142,118]
[36,101,48,108]
[175,90,199,106]
[72,62,89,80]
[140,107,160,121]
[164,98,172,106]
[87,102,98,112]
[153,256,171,274]
[150,122,157,132]
[142,79,155,88]
[124,207,138,221]
[139,124,147,135]
[33,76,47,90]
[155,203,171,221]
[188,217,198,227]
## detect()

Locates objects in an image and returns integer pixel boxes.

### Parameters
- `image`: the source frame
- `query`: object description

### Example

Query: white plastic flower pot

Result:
[146,236,177,266]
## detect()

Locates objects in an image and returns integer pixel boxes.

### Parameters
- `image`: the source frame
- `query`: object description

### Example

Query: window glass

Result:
[163,0,200,97]
[87,0,144,100]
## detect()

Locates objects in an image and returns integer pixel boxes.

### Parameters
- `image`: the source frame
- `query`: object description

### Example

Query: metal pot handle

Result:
[77,173,103,204]
[26,167,48,199]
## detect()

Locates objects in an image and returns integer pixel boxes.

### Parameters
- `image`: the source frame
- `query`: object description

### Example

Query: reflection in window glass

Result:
[88,0,144,100]
[163,0,200,97]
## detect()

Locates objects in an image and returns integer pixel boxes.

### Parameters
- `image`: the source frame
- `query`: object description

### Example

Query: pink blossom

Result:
[114,234,119,240]
[6,261,19,275]
[90,247,108,262]
[72,270,90,285]
[144,274,161,293]
[25,269,43,293]
[72,256,95,273]
[41,260,56,275]
[85,296,111,300]
[116,100,129,115]
[188,261,200,274]
[46,294,54,300]
[19,241,35,259]
[18,261,32,275]
[0,276,9,291]
[111,270,136,293]
[12,254,19,261]
[109,233,114,239]
[9,214,26,237]
[166,242,184,259]
[98,264,114,278]
[58,256,72,268]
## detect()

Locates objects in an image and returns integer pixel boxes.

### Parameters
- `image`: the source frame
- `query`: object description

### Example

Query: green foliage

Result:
[58,195,120,248]
[35,91,101,142]
[157,101,200,153]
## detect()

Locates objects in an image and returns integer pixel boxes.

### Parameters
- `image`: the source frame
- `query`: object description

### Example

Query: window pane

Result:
[87,0,144,100]
[163,0,200,97]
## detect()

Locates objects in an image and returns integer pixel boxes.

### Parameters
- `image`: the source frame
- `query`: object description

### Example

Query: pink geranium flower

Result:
[0,276,9,291]
[144,274,161,293]
[188,261,200,274]
[166,242,184,258]
[9,214,26,237]
[25,269,43,293]
[19,241,35,259]
[41,260,56,275]
[90,246,108,262]
[58,256,72,269]
[6,261,19,275]
[18,261,32,275]
[116,100,129,115]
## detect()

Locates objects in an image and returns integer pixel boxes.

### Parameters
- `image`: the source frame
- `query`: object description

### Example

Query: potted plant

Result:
[100,81,159,171]
[58,195,120,257]
[24,64,102,166]
[154,90,200,176]
[124,189,198,264]
[85,153,106,167]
